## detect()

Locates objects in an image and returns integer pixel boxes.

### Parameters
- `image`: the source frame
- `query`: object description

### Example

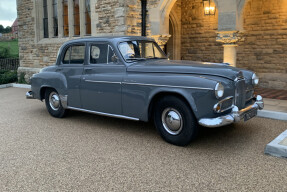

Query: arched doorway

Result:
[163,2,182,60]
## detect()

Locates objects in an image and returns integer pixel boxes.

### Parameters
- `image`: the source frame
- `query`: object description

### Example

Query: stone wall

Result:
[126,0,160,36]
[96,0,125,34]
[237,0,287,89]
[181,0,223,63]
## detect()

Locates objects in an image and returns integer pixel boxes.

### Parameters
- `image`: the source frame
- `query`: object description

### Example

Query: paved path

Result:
[1,88,287,191]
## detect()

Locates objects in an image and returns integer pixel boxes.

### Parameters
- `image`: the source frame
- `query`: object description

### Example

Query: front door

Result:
[80,43,125,115]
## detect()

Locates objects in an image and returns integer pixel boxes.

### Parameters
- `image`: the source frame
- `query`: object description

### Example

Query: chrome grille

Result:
[245,89,254,102]
[235,79,246,109]
[221,98,233,111]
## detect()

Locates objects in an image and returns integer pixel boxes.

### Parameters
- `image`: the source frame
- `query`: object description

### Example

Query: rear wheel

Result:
[153,96,198,146]
[45,88,67,118]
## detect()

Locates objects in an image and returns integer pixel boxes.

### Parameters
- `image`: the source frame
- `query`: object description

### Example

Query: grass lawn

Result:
[0,39,19,58]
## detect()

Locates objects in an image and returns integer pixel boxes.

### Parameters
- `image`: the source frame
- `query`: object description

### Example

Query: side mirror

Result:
[111,54,119,63]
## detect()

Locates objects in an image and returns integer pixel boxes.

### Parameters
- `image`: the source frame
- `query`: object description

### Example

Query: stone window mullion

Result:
[47,0,54,38]
[68,0,74,37]
[91,0,96,35]
[79,0,86,36]
[57,0,63,38]
[37,0,44,40]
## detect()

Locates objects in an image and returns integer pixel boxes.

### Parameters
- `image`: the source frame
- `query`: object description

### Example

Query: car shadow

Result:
[35,107,257,151]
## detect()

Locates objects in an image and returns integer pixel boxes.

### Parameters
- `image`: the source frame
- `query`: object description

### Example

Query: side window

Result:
[62,44,85,64]
[90,44,108,64]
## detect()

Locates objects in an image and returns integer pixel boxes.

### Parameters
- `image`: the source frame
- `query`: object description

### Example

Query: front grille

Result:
[235,79,246,109]
[245,89,254,102]
[221,98,233,111]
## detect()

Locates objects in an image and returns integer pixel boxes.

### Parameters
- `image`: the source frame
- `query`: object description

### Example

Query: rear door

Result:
[80,42,125,115]
[58,43,86,108]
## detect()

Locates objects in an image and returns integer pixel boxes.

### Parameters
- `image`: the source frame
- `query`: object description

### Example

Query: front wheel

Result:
[45,88,67,118]
[153,96,198,146]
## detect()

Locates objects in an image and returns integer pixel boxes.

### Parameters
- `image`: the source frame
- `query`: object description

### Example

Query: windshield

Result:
[118,41,167,62]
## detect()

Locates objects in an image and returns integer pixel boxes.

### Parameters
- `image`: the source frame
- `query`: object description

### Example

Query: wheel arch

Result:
[40,86,57,100]
[147,90,198,122]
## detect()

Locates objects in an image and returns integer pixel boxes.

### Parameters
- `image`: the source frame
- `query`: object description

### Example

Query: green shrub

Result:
[0,70,17,85]
[18,72,28,84]
[0,46,10,58]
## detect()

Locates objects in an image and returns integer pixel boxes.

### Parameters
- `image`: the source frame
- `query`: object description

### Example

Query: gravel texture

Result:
[0,87,287,191]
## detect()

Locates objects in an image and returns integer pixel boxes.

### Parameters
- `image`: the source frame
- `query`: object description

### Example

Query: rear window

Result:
[62,44,85,64]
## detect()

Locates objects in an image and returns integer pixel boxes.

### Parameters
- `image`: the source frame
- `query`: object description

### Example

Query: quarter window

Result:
[63,45,85,64]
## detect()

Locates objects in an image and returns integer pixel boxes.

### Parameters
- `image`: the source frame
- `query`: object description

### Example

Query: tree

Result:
[4,26,12,33]
[0,25,4,33]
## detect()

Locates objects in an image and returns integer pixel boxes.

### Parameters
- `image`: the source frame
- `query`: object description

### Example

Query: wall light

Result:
[203,0,216,16]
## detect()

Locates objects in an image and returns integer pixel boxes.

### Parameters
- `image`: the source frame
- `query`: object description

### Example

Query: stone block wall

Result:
[181,0,223,63]
[237,0,287,89]
[96,0,125,34]
[125,0,160,36]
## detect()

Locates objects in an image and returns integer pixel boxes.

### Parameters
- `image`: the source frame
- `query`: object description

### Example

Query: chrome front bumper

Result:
[198,95,264,128]
[26,91,35,99]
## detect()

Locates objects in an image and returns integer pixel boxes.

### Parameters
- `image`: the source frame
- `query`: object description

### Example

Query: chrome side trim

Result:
[67,106,140,121]
[123,82,213,90]
[85,80,122,84]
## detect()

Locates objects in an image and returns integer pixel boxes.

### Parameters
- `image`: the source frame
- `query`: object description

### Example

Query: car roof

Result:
[63,36,155,45]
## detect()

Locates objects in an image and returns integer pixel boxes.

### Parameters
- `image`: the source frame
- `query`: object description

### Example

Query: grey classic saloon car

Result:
[26,36,264,146]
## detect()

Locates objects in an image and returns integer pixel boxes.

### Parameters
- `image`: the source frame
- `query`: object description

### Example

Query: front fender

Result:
[147,87,204,120]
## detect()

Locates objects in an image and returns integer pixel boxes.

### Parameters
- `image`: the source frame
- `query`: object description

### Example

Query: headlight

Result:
[215,82,224,99]
[252,73,259,85]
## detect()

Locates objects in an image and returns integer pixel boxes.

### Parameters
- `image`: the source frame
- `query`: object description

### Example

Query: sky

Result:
[0,0,17,27]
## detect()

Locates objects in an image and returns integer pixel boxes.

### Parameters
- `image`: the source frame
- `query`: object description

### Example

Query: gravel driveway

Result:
[0,87,286,191]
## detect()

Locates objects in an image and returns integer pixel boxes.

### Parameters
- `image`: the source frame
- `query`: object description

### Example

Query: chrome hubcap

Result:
[161,108,183,135]
[49,92,60,111]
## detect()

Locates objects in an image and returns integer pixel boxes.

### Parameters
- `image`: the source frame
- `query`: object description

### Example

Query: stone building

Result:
[17,0,287,89]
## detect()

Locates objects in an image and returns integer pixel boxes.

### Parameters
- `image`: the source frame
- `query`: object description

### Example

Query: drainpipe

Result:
[141,0,147,36]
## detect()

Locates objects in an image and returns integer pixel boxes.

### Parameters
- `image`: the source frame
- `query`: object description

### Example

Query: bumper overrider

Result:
[26,91,35,99]
[199,95,264,128]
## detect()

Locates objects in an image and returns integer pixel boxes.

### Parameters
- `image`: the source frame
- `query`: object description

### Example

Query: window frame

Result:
[88,43,121,65]
[60,43,86,65]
